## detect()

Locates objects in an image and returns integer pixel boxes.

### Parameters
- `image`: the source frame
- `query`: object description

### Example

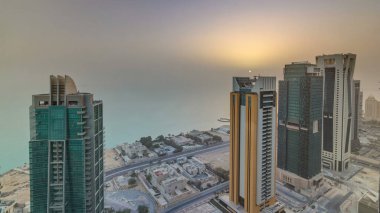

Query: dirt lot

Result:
[350,167,379,191]
[104,148,125,171]
[196,147,229,171]
[0,167,30,204]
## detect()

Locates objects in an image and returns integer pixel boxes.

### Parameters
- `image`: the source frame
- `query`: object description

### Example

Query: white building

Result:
[316,53,356,172]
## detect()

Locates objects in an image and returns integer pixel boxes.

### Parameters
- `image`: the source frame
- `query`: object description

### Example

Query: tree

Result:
[140,136,153,149]
[131,172,137,178]
[173,146,183,153]
[138,205,149,213]
[214,167,229,181]
[155,135,165,141]
[212,135,222,142]
[118,210,131,213]
[128,178,137,186]
[116,209,131,213]
[146,174,152,183]
[108,208,131,213]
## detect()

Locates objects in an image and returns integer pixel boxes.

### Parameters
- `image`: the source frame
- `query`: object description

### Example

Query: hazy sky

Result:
[0,0,379,172]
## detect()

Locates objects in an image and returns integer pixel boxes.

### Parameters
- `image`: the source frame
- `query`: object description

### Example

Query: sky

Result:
[0,0,379,172]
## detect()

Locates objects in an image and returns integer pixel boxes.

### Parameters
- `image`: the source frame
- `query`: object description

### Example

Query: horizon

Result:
[1,1,380,173]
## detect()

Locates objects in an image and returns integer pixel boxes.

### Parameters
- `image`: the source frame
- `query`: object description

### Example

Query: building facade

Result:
[29,75,104,213]
[316,53,356,172]
[230,76,277,213]
[277,62,323,193]
[351,80,362,151]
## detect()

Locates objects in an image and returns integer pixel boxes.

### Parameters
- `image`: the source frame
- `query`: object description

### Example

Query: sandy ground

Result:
[104,148,125,171]
[350,167,379,191]
[196,147,229,171]
[0,168,30,204]
[184,203,222,213]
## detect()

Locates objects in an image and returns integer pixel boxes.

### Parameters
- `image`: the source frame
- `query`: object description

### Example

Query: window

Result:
[313,120,319,133]
[68,101,78,106]
[39,100,48,106]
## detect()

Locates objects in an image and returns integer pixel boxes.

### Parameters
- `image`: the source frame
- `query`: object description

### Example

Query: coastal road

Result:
[105,142,229,181]
[162,181,229,213]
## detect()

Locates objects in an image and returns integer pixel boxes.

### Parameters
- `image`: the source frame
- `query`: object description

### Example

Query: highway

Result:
[162,181,229,213]
[105,142,229,181]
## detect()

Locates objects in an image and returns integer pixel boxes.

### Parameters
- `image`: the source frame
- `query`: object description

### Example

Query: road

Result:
[105,142,229,181]
[275,182,308,211]
[162,181,229,213]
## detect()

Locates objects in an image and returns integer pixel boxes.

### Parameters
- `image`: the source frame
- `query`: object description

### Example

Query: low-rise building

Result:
[160,176,188,195]
[177,157,187,164]
[0,200,15,213]
[170,135,193,146]
[187,130,213,144]
[0,200,29,213]
[123,142,149,159]
[197,134,212,143]
[150,165,172,187]
[215,125,230,135]
[187,130,203,138]
[149,164,194,203]
[182,158,206,177]
[180,158,218,190]
[153,145,176,156]
[358,192,379,213]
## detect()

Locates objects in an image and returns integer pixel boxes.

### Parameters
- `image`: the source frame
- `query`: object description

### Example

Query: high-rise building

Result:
[229,76,277,213]
[29,75,104,213]
[365,96,380,121]
[277,62,324,193]
[351,80,361,151]
[316,53,356,172]
[359,91,364,119]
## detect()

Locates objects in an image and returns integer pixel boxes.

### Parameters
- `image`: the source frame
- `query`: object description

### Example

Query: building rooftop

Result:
[233,76,276,92]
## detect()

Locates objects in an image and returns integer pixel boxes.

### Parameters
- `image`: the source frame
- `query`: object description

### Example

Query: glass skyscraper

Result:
[277,62,324,193]
[29,75,104,213]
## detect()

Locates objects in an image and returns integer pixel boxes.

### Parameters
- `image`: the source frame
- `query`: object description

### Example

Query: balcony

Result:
[77,110,86,115]
[77,131,87,136]
[77,121,86,125]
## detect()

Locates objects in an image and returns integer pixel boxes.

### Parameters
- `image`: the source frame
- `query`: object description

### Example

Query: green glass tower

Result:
[277,62,323,193]
[29,75,104,213]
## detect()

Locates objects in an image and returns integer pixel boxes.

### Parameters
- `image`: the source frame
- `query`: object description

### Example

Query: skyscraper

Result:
[316,53,356,172]
[365,96,380,121]
[29,75,104,213]
[277,62,323,193]
[230,76,277,213]
[351,80,361,152]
